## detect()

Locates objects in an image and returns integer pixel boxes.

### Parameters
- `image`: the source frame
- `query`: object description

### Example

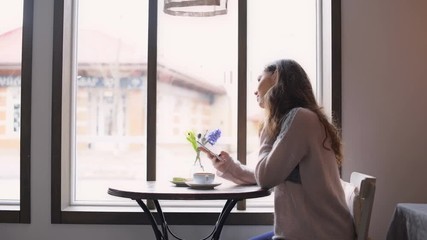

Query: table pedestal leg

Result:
[153,199,169,240]
[211,199,239,240]
[136,198,240,240]
[136,199,166,240]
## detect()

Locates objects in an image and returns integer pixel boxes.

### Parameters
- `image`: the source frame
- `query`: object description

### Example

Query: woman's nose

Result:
[254,90,258,96]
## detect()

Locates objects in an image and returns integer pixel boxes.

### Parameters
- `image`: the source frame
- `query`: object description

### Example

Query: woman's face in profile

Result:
[254,70,277,108]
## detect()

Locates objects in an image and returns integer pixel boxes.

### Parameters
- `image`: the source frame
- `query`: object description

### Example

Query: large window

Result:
[0,0,32,223]
[52,0,341,224]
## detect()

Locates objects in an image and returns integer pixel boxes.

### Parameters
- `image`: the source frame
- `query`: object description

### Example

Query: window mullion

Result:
[331,0,342,129]
[51,0,66,223]
[237,0,247,211]
[146,0,158,181]
[316,0,324,103]
[19,0,34,223]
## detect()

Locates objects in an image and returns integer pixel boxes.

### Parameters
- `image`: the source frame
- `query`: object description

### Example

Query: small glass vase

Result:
[190,154,205,178]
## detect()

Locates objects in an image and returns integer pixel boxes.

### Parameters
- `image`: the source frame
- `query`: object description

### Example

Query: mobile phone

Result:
[197,141,221,160]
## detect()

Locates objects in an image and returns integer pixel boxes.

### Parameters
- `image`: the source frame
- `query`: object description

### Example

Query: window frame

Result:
[51,0,341,224]
[0,0,33,224]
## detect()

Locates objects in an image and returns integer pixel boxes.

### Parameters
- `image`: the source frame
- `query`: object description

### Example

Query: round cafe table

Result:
[108,181,271,240]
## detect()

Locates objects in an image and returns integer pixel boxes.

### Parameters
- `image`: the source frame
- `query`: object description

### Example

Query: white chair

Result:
[349,172,376,240]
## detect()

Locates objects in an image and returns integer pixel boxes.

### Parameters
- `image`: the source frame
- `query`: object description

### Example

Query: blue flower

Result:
[206,129,221,145]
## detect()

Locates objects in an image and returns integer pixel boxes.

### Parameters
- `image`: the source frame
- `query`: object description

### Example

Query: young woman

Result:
[200,59,355,240]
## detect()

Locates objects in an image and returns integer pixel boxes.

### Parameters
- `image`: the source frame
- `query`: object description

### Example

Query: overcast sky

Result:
[0,1,23,34]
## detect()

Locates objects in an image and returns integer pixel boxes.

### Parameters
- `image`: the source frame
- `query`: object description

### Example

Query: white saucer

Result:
[186,181,222,190]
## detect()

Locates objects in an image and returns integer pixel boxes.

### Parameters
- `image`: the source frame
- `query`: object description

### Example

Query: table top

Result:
[108,181,271,201]
[386,203,427,240]
[396,203,427,214]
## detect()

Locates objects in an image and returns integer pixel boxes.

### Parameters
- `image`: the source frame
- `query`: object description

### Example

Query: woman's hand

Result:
[198,148,231,173]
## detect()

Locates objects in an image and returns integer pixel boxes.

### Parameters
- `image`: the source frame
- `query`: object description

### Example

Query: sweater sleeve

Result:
[255,108,310,188]
[216,159,257,185]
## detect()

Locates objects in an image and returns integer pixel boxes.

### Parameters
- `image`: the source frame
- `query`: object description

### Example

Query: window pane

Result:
[246,0,317,205]
[74,0,148,203]
[156,1,238,182]
[0,0,24,203]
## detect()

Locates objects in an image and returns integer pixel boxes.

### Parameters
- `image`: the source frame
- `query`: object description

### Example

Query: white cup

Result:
[193,172,215,184]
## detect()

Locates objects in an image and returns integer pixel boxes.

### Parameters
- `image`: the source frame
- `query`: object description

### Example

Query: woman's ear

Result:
[271,70,279,85]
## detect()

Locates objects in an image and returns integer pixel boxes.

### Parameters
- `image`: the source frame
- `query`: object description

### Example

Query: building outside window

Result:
[0,0,24,205]
[0,0,32,223]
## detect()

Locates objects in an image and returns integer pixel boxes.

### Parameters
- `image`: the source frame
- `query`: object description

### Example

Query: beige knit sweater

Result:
[217,108,356,240]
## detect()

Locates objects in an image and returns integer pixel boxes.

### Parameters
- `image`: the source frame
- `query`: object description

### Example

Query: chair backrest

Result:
[350,172,376,240]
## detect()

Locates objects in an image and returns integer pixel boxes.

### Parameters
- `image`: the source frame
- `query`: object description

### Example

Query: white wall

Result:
[2,0,427,239]
[341,1,427,239]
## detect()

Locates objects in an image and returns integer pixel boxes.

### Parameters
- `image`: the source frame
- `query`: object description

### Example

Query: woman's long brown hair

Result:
[261,59,343,166]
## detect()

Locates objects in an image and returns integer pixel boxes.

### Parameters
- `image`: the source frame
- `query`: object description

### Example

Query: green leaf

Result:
[185,130,198,152]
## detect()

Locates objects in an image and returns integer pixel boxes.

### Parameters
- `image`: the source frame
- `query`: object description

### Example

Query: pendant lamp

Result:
[163,0,228,17]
